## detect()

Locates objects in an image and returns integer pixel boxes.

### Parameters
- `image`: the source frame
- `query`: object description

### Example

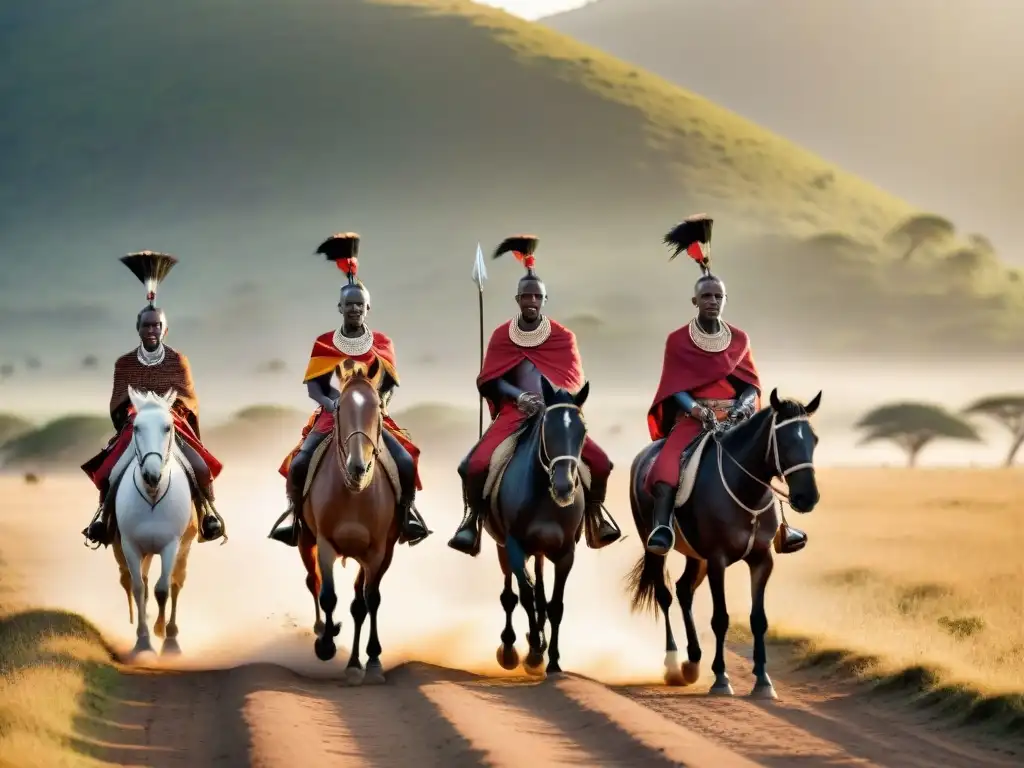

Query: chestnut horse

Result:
[298,358,398,685]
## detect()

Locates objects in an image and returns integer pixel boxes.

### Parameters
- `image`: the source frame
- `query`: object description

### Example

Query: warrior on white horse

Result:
[113,386,202,656]
[81,251,226,549]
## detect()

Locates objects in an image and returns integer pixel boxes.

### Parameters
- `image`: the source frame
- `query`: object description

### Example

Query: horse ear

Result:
[769,388,781,410]
[540,376,555,403]
[127,386,144,412]
[805,390,822,415]
[574,380,590,408]
[162,388,178,406]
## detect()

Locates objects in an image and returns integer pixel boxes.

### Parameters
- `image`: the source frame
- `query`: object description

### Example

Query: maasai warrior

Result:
[643,215,807,556]
[81,251,226,548]
[268,233,431,548]
[448,235,621,556]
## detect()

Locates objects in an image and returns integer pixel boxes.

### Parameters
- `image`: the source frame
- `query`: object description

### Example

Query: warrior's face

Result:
[516,277,546,323]
[137,309,165,351]
[692,276,726,321]
[338,285,368,331]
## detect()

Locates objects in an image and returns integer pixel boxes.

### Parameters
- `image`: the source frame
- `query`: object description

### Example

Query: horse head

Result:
[768,387,822,514]
[127,386,177,496]
[333,358,383,492]
[538,377,590,507]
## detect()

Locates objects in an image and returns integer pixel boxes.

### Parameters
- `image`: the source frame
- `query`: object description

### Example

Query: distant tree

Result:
[24,356,41,370]
[966,233,995,256]
[884,214,956,261]
[963,395,1024,467]
[255,358,287,374]
[855,403,981,467]
[0,363,12,380]
[944,247,986,275]
[81,354,99,369]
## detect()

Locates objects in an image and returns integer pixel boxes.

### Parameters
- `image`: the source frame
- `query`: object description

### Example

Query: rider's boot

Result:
[583,475,621,549]
[83,480,113,548]
[646,481,677,556]
[774,521,808,554]
[397,490,431,547]
[448,469,488,557]
[197,482,225,543]
[269,431,325,547]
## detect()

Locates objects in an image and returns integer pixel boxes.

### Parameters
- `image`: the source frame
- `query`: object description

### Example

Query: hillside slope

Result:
[0,0,1021,384]
[544,0,1023,263]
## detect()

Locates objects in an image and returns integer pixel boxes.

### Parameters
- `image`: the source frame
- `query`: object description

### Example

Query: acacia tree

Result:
[963,395,1024,467]
[856,403,981,467]
[884,214,955,261]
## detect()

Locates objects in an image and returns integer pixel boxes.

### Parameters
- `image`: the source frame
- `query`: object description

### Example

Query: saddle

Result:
[671,431,714,508]
[302,432,402,500]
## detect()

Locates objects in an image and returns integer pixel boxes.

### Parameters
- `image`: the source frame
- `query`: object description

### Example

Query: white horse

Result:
[112,386,198,657]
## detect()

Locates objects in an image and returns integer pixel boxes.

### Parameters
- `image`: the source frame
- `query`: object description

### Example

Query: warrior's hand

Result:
[516,392,543,415]
[689,403,713,424]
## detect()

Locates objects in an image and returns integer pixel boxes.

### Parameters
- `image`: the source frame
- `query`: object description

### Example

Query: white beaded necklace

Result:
[509,315,551,348]
[137,343,166,367]
[333,325,373,356]
[688,317,732,353]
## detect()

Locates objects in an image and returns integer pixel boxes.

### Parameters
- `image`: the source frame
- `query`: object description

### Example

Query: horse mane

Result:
[128,386,176,412]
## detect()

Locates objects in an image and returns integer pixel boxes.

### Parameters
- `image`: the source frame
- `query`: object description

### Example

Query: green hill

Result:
[1,0,1020,375]
[0,416,112,471]
[203,405,309,458]
[0,415,34,447]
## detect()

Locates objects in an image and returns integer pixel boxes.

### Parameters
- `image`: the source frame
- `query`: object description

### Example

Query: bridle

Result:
[333,389,383,485]
[713,410,815,557]
[132,410,174,507]
[537,402,585,505]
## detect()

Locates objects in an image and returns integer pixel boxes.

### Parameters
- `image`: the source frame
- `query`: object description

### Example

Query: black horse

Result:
[483,377,591,677]
[626,388,821,699]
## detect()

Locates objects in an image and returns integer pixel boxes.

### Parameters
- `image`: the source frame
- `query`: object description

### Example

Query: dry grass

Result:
[756,468,1024,732]
[0,566,118,767]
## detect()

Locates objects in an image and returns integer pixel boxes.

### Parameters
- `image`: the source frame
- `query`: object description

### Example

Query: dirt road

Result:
[83,650,1016,767]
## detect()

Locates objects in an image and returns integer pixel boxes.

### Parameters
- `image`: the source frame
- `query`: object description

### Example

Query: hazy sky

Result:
[478,0,595,19]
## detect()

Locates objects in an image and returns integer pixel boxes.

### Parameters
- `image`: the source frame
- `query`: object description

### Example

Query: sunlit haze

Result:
[477,0,596,20]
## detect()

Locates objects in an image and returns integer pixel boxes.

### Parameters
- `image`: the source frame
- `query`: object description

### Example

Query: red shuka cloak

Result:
[476,319,586,417]
[647,323,761,441]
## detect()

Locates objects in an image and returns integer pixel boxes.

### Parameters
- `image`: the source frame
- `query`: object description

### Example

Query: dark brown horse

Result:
[298,359,398,685]
[626,389,821,698]
[486,377,591,677]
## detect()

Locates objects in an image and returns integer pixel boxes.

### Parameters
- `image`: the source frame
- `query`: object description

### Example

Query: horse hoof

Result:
[165,624,179,640]
[664,667,686,686]
[344,666,365,686]
[682,661,700,685]
[709,678,734,696]
[751,682,778,700]
[130,640,155,658]
[496,644,520,671]
[161,638,182,657]
[153,622,166,639]
[314,637,336,662]
[363,663,386,686]
[524,662,546,679]
[546,664,564,678]
[526,649,545,669]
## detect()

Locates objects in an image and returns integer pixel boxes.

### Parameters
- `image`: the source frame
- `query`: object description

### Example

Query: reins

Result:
[333,390,383,484]
[537,402,585,503]
[711,411,815,557]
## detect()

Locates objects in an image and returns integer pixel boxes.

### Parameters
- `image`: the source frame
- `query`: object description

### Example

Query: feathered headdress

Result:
[316,233,361,285]
[120,251,178,307]
[664,214,713,275]
[493,235,540,277]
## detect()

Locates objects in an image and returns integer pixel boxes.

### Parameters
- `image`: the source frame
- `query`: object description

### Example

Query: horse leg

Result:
[675,557,707,685]
[652,558,684,686]
[162,533,193,655]
[545,547,575,676]
[153,540,180,648]
[299,524,332,636]
[525,555,548,673]
[362,544,395,685]
[121,538,153,657]
[495,544,520,671]
[747,547,777,699]
[313,537,340,662]
[506,537,543,677]
[113,537,134,625]
[344,567,368,685]
[706,554,733,695]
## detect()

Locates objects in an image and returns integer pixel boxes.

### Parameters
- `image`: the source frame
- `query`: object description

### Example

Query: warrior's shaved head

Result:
[692,274,726,323]
[136,307,166,351]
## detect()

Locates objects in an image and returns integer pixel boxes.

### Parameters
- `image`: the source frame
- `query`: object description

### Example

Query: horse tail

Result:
[625,550,667,618]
